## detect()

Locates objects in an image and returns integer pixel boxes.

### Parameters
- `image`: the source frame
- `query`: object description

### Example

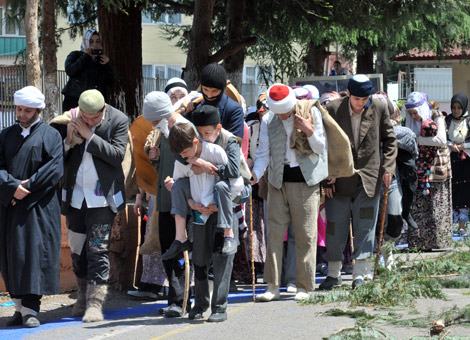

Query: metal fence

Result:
[1,66,267,129]
[1,66,27,129]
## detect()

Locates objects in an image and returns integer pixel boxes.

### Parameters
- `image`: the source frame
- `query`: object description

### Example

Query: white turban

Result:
[14,86,45,109]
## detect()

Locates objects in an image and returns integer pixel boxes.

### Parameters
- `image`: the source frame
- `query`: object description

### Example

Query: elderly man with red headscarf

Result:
[251,83,327,302]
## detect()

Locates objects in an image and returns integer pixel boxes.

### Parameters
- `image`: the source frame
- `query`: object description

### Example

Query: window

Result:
[0,7,26,37]
[142,64,182,79]
[142,10,182,25]
[243,66,257,84]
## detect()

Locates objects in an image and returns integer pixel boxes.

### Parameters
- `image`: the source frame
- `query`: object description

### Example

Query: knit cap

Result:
[200,63,227,90]
[143,91,173,122]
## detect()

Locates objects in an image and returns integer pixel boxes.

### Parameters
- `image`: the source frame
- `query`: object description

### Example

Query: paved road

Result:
[2,274,470,340]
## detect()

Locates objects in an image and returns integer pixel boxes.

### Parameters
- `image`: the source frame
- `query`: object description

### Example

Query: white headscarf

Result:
[404,92,432,136]
[81,29,99,51]
[14,86,45,109]
[165,77,188,97]
[303,85,320,100]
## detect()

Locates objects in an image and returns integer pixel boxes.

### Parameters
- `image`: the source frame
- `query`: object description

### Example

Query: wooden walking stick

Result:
[373,184,390,280]
[249,195,255,301]
[181,231,190,317]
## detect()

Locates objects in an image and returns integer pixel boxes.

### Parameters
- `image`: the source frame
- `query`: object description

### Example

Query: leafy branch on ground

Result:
[303,243,470,308]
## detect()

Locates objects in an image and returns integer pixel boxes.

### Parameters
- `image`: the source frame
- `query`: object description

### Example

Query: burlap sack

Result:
[291,99,355,178]
[139,202,161,255]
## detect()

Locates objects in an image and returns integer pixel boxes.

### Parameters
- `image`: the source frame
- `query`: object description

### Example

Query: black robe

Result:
[0,121,64,295]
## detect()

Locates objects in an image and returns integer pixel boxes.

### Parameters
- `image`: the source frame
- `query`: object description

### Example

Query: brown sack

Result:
[314,100,356,178]
[139,202,161,255]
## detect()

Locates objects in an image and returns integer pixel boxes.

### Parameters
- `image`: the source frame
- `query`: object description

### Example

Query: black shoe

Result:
[221,237,237,255]
[164,304,182,318]
[22,315,40,328]
[5,312,22,327]
[316,263,328,276]
[318,276,342,291]
[352,278,365,290]
[229,280,244,293]
[188,306,207,320]
[162,240,192,260]
[207,311,227,322]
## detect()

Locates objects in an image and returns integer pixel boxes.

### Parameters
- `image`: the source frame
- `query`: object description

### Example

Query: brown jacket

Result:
[326,97,397,198]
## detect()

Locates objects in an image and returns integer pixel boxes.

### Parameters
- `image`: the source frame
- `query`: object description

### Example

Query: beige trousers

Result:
[264,182,319,291]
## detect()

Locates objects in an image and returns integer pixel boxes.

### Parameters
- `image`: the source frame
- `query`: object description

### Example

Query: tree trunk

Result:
[97,1,143,119]
[42,0,59,122]
[223,0,247,92]
[375,51,388,92]
[356,40,374,74]
[302,40,329,76]
[25,0,40,87]
[183,0,215,90]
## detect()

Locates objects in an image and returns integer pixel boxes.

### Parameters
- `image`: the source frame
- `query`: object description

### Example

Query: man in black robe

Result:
[0,86,64,328]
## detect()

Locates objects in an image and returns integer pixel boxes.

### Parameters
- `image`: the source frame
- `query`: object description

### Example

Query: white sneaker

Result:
[286,283,297,293]
[294,288,310,301]
[127,290,159,299]
[255,284,280,302]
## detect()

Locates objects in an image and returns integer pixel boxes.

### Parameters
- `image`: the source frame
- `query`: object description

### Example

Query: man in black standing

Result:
[0,86,64,328]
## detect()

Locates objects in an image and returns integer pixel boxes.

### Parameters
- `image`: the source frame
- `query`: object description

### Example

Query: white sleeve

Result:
[307,106,326,155]
[418,116,447,147]
[252,115,270,182]
[172,160,189,181]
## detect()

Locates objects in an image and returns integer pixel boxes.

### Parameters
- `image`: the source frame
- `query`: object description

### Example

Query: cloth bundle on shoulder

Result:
[290,99,356,178]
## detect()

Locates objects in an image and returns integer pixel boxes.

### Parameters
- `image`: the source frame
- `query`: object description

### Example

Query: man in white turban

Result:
[0,86,64,328]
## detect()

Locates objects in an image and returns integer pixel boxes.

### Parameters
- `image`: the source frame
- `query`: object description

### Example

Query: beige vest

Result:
[217,128,252,184]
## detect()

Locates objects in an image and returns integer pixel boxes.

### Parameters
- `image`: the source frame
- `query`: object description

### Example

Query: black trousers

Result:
[10,293,42,313]
[158,212,192,308]
[192,214,234,314]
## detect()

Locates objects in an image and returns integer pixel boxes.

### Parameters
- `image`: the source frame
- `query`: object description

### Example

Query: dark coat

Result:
[195,93,245,139]
[59,105,129,214]
[62,50,115,100]
[0,121,64,295]
[326,97,397,197]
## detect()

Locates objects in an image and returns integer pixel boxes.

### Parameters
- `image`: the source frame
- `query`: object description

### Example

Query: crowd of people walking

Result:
[0,32,463,327]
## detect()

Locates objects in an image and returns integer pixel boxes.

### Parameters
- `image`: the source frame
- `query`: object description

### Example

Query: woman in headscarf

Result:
[446,93,470,236]
[61,29,116,112]
[405,92,453,250]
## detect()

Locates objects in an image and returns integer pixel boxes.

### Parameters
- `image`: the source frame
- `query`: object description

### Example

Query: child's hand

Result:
[190,158,218,175]
[164,176,174,192]
[200,205,218,215]
[191,164,204,175]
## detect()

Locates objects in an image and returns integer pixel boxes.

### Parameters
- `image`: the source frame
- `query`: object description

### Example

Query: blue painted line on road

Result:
[2,286,313,340]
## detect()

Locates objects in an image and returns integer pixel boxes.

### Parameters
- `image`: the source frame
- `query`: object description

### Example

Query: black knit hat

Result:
[191,105,220,126]
[200,63,227,90]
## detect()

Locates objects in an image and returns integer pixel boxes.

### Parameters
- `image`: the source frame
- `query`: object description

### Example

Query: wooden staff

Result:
[349,224,355,258]
[181,231,190,317]
[373,184,390,280]
[249,195,255,301]
[175,96,204,115]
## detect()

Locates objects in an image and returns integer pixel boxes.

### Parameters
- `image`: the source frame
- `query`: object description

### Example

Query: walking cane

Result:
[373,183,390,280]
[181,231,190,317]
[249,195,255,301]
